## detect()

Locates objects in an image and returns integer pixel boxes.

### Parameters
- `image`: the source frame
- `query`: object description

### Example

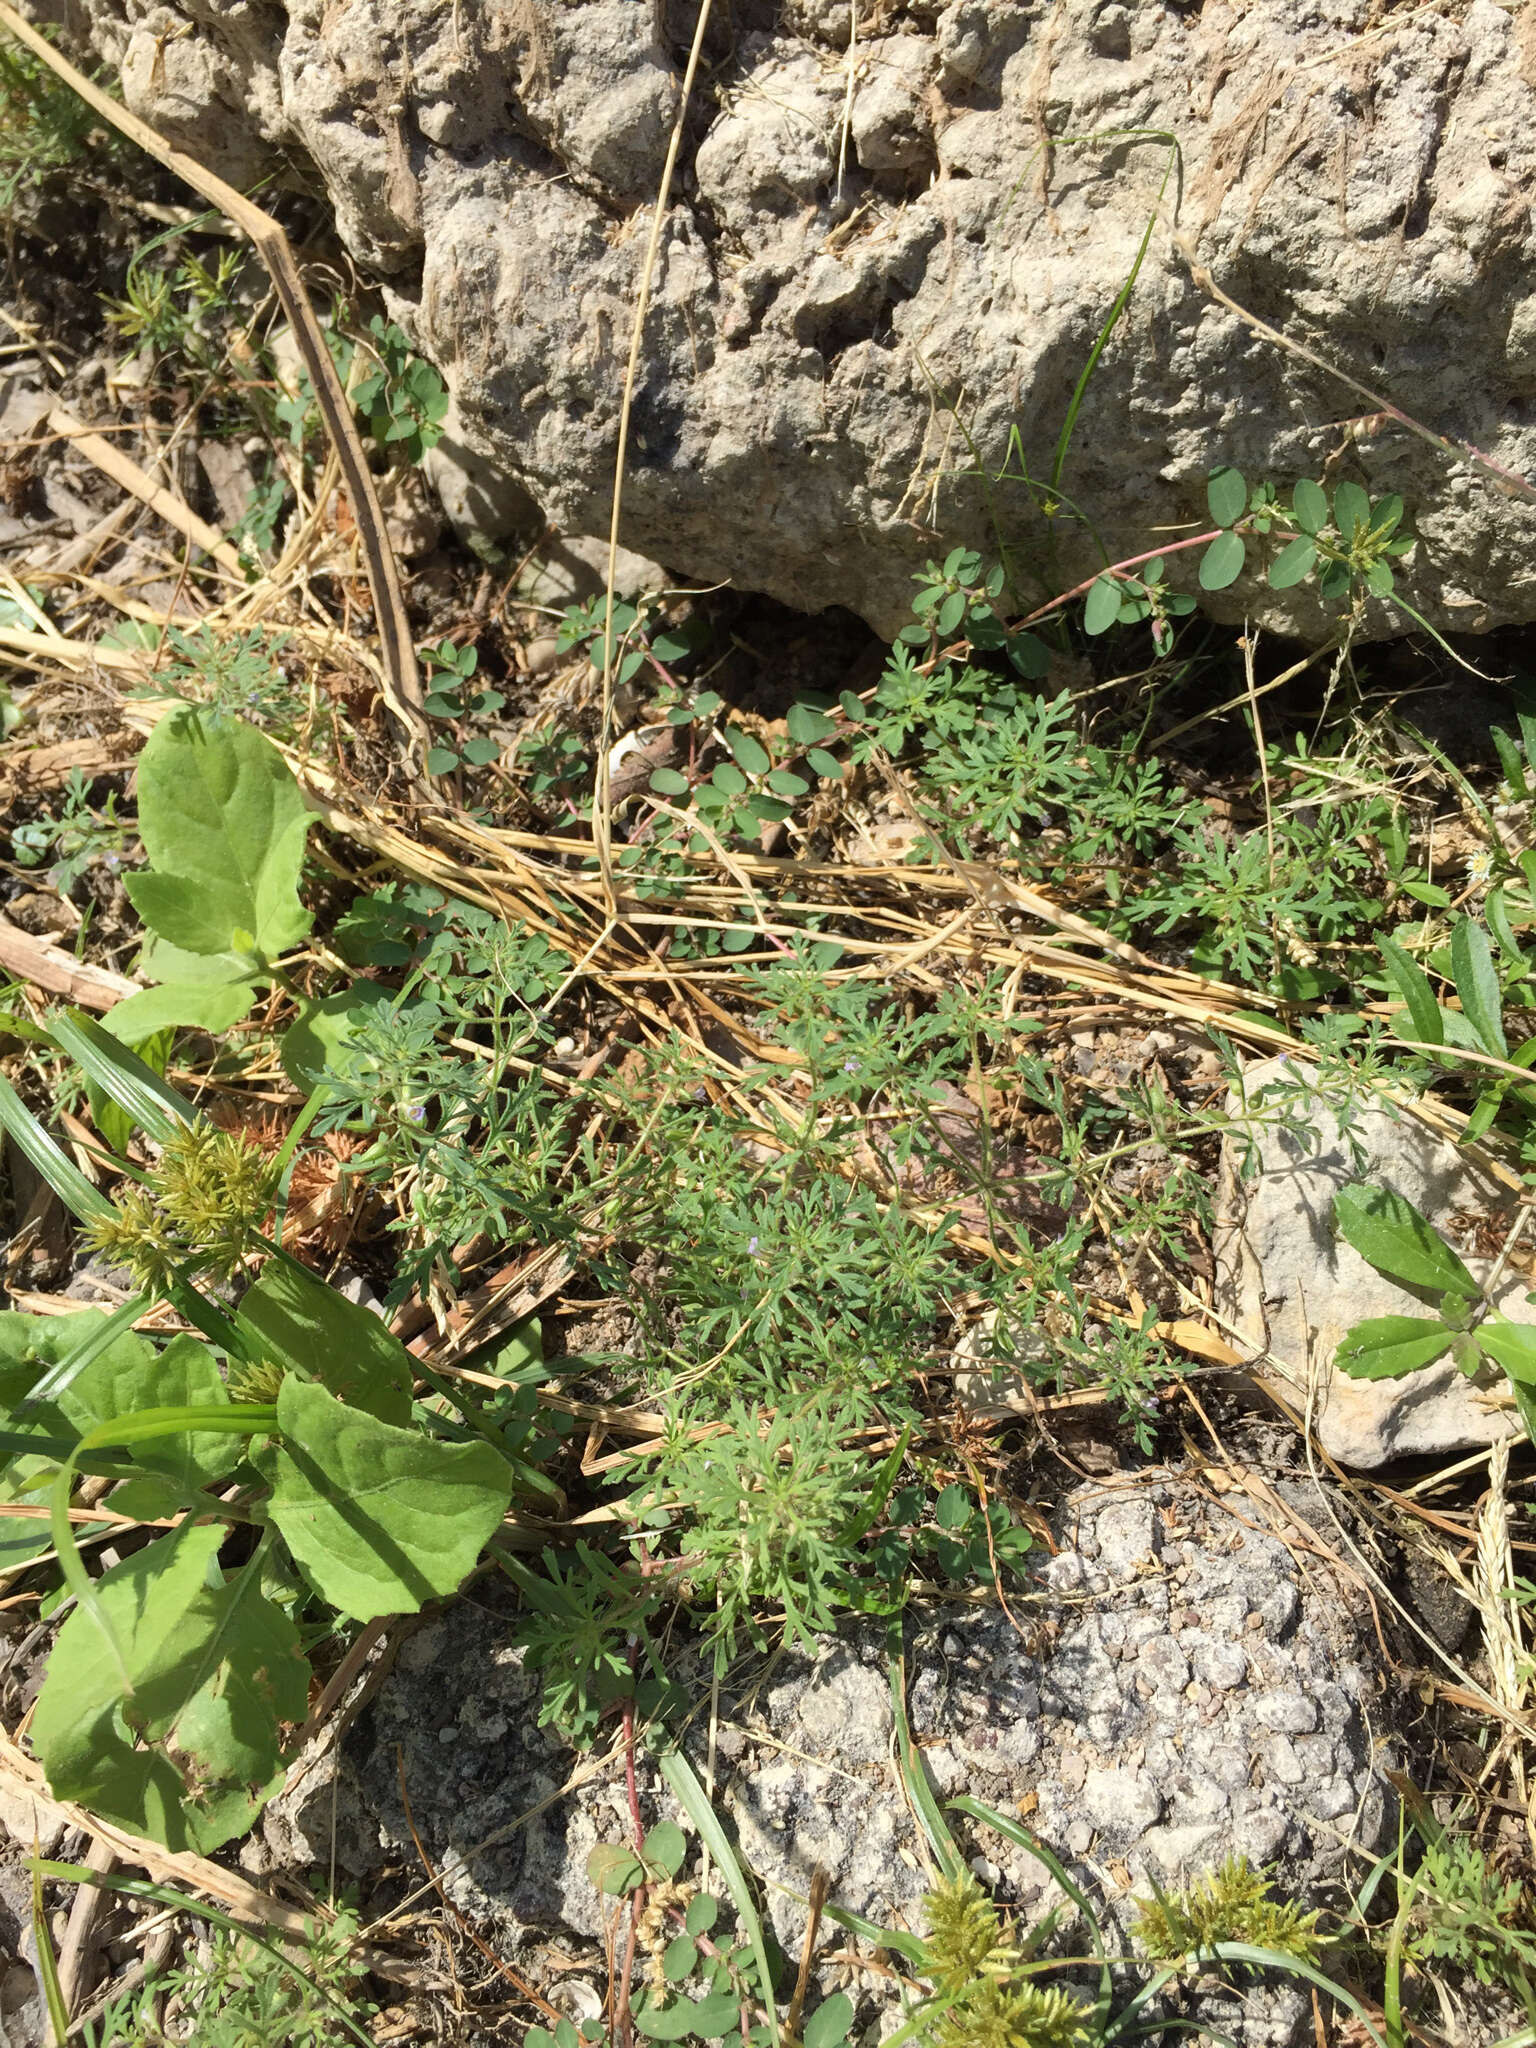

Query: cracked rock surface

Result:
[37,0,1536,638]
[256,1473,1392,2048]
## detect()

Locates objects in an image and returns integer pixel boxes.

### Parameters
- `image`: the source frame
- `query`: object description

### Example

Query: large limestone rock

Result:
[41,0,1536,638]
[1216,1058,1530,1469]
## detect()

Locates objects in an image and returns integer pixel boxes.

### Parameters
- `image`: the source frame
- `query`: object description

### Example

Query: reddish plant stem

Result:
[1013,526,1224,631]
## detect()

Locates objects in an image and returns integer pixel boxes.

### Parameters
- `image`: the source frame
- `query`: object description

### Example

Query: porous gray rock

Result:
[38,0,1536,640]
[1215,1057,1529,1469]
[257,1473,1391,2048]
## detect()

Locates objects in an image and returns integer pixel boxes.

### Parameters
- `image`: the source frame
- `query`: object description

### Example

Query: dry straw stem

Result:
[594,0,716,909]
[0,0,429,777]
[46,407,244,580]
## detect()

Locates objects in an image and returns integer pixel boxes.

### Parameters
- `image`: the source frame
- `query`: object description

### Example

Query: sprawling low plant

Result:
[0,1006,553,1852]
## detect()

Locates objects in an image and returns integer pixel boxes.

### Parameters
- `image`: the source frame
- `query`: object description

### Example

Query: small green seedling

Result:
[421,638,505,776]
[1332,1183,1536,1440]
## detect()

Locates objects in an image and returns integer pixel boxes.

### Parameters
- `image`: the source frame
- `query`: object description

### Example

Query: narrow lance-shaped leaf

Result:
[1450,915,1508,1059]
[1378,935,1443,1046]
[1334,1316,1456,1381]
[1333,1183,1481,1301]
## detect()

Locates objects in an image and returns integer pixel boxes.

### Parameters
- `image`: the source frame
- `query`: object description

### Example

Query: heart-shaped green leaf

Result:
[1333,1184,1480,1300]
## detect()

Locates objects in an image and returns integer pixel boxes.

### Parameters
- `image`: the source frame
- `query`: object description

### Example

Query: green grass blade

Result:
[819,1899,927,1967]
[889,1628,962,1881]
[32,1855,68,2046]
[659,1749,780,2045]
[947,1793,1112,2019]
[47,1009,194,1143]
[1206,1943,1384,2045]
[0,1075,112,1224]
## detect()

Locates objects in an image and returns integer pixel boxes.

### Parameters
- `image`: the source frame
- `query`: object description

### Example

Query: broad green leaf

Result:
[1335,1316,1456,1381]
[104,978,261,1043]
[1365,559,1395,598]
[1450,916,1507,1058]
[934,1483,970,1530]
[1199,530,1245,590]
[1292,479,1328,534]
[59,1333,240,1493]
[1370,493,1404,539]
[1267,535,1317,589]
[1206,467,1247,528]
[140,934,265,987]
[1378,935,1443,1046]
[123,708,312,961]
[280,984,393,1092]
[1333,1184,1480,1300]
[643,1820,687,1879]
[0,1305,146,1425]
[1332,479,1370,539]
[804,1994,855,2048]
[31,1524,308,1852]
[685,1895,719,1936]
[649,767,690,797]
[1083,576,1121,635]
[635,1991,742,2041]
[1474,1320,1536,1386]
[259,1377,512,1620]
[588,1843,646,1895]
[662,1934,697,1983]
[237,1262,412,1426]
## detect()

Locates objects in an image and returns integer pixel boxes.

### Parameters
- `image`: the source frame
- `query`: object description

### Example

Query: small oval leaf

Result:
[1292,479,1328,534]
[1206,466,1247,528]
[1083,576,1121,636]
[1267,535,1317,590]
[1199,530,1246,590]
